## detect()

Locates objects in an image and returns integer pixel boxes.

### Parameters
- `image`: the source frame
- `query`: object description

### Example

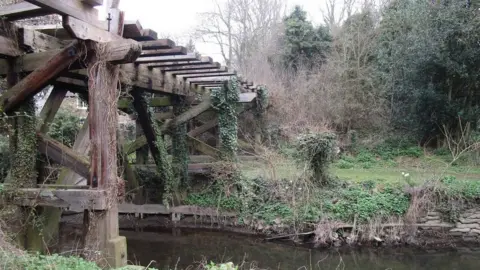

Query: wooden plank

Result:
[180,72,236,79]
[25,0,103,29]
[189,118,218,138]
[161,63,221,72]
[0,1,52,20]
[82,0,103,6]
[0,36,23,57]
[140,47,187,57]
[118,203,168,214]
[145,60,212,68]
[170,67,226,75]
[37,132,90,179]
[0,40,82,113]
[19,28,69,52]
[22,24,72,40]
[162,95,212,132]
[7,189,107,211]
[187,136,220,157]
[63,16,121,42]
[135,53,200,64]
[137,29,157,41]
[140,39,176,50]
[37,87,68,132]
[123,20,142,39]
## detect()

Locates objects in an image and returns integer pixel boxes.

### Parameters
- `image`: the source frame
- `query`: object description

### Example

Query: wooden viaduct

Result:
[0,0,265,267]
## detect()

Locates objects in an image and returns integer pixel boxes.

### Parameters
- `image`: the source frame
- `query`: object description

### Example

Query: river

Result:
[122,229,480,270]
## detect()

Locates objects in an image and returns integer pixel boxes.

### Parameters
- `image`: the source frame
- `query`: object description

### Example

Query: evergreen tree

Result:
[282,6,332,71]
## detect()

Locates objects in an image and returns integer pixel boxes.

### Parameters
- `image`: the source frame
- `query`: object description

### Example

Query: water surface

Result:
[123,229,480,270]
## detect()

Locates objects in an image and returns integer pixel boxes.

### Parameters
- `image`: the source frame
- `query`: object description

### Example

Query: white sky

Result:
[101,0,325,63]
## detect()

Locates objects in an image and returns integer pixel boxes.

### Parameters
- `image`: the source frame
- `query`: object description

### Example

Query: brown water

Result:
[123,229,480,270]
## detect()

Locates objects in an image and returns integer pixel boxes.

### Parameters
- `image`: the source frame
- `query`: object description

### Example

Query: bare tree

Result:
[321,0,358,33]
[195,0,285,74]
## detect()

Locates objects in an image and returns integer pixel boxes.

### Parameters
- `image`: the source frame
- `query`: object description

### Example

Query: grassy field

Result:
[240,147,480,186]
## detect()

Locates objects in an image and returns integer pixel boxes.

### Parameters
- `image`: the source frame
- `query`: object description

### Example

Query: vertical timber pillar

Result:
[3,59,37,249]
[84,47,126,268]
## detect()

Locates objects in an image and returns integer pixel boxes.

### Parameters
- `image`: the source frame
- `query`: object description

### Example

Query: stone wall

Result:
[418,208,480,241]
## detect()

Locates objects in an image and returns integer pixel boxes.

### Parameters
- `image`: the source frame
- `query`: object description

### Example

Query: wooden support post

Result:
[135,119,149,164]
[131,90,162,166]
[3,58,37,250]
[84,53,126,267]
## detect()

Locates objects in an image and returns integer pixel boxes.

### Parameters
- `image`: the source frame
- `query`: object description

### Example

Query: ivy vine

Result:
[7,98,37,188]
[139,93,176,207]
[255,85,268,144]
[172,97,189,189]
[211,77,240,161]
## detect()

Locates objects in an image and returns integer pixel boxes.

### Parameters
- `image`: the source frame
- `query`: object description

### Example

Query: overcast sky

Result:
[102,0,326,63]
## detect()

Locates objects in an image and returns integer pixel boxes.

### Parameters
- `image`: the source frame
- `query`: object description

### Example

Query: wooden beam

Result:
[0,40,82,113]
[170,67,228,76]
[25,0,104,29]
[140,46,188,57]
[37,87,68,132]
[4,189,108,211]
[37,133,90,179]
[187,136,220,158]
[63,16,121,42]
[180,72,236,79]
[140,39,176,50]
[19,28,69,52]
[161,63,221,72]
[0,2,52,20]
[135,53,200,64]
[0,36,23,57]
[103,38,142,64]
[189,118,218,138]
[124,97,212,154]
[162,95,212,132]
[82,0,104,6]
[131,90,163,167]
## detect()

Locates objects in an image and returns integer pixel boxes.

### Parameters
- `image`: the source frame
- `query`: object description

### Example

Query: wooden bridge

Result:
[0,0,266,267]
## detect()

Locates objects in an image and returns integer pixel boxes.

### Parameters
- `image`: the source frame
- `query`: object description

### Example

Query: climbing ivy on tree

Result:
[255,85,268,144]
[172,98,189,188]
[211,77,240,161]
[7,98,37,188]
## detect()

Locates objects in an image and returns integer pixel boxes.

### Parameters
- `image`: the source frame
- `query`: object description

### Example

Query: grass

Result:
[183,142,480,227]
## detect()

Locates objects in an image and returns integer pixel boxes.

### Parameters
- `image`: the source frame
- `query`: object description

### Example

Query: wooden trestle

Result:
[0,0,263,267]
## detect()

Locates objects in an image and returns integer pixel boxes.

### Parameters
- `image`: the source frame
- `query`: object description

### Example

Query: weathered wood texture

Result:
[37,133,90,179]
[0,36,23,57]
[5,189,107,211]
[25,0,103,28]
[0,40,82,113]
[0,2,52,20]
[37,87,67,132]
[131,90,162,167]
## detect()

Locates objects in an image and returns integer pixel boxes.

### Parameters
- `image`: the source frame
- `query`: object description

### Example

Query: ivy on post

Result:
[255,85,268,149]
[172,96,189,189]
[2,60,38,249]
[211,77,240,161]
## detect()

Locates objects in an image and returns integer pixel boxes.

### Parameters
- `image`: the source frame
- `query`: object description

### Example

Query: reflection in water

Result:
[123,229,480,270]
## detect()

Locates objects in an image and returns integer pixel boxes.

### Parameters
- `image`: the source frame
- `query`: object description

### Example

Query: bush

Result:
[336,159,354,169]
[293,132,337,185]
[47,109,83,148]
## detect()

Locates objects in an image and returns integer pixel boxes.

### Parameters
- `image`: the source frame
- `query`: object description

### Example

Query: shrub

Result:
[47,109,83,148]
[293,132,337,185]
[336,159,354,169]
